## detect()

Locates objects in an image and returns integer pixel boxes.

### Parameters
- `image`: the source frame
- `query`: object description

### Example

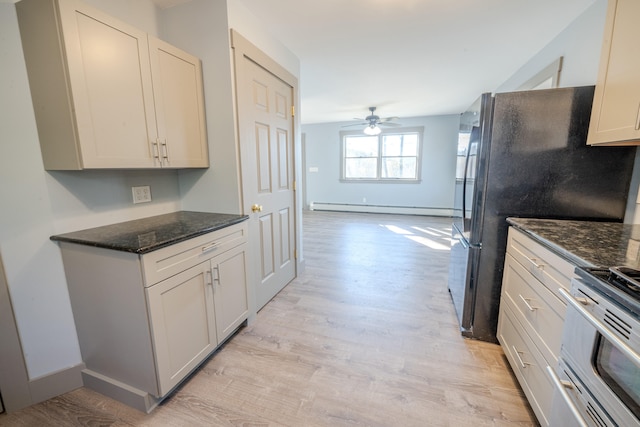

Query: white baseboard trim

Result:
[82,369,160,413]
[28,362,85,405]
[308,202,453,217]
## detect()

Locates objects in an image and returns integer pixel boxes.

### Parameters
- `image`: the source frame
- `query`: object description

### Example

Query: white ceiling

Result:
[163,0,599,124]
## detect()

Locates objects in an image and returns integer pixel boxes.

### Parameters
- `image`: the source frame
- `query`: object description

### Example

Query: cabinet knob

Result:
[251,204,263,213]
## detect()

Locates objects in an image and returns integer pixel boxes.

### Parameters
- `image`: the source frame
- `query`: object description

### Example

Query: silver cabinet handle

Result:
[519,294,538,311]
[152,140,160,160]
[512,346,529,369]
[546,365,588,427]
[530,258,543,269]
[161,140,169,161]
[559,287,640,368]
[205,270,213,287]
[201,243,219,253]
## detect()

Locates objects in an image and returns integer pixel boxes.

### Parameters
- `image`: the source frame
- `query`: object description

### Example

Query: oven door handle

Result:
[560,287,640,368]
[546,365,589,427]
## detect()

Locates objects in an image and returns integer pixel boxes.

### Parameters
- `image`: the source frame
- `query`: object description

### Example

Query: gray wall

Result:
[496,0,640,224]
[0,0,297,385]
[496,0,607,92]
[0,0,634,399]
[0,0,182,381]
[303,0,640,223]
[303,115,459,213]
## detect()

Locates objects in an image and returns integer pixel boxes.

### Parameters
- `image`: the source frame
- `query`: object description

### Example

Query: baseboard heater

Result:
[308,202,453,217]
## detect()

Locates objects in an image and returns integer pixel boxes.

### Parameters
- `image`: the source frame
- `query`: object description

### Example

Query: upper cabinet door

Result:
[588,0,640,146]
[16,0,209,169]
[148,37,209,168]
[59,1,158,168]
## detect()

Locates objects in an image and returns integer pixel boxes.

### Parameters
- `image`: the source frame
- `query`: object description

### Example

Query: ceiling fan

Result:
[343,107,400,135]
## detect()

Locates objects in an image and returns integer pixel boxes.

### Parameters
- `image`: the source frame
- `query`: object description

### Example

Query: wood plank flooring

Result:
[1,211,538,426]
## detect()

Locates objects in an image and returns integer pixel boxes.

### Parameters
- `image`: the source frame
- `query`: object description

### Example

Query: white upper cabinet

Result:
[587,0,640,146]
[149,37,209,168]
[16,0,209,169]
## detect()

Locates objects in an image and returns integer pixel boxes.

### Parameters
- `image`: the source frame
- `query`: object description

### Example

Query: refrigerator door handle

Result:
[461,143,473,232]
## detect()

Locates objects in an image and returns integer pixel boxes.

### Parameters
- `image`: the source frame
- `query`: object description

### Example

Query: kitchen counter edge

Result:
[506,217,640,270]
[50,211,249,254]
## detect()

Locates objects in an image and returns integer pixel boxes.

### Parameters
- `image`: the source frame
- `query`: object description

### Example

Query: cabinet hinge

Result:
[293,180,296,191]
[291,105,295,117]
[294,249,297,260]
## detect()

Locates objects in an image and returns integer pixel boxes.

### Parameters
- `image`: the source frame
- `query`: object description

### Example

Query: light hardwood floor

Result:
[1,211,538,426]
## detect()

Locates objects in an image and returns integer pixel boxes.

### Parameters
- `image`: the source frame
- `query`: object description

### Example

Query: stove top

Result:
[575,266,640,318]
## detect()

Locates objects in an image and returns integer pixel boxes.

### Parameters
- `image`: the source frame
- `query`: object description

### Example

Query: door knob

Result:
[251,204,263,213]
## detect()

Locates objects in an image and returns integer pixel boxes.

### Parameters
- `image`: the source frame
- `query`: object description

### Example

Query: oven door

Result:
[549,359,614,427]
[561,289,640,427]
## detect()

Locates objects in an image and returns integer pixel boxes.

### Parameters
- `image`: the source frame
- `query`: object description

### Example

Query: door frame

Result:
[230,30,304,316]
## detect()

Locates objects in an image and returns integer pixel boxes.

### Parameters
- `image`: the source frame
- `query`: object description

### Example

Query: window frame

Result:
[340,126,424,183]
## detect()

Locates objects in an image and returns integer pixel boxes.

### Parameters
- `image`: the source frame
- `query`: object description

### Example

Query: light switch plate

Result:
[132,186,151,204]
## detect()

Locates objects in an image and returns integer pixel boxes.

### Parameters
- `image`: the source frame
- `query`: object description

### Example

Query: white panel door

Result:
[237,57,296,310]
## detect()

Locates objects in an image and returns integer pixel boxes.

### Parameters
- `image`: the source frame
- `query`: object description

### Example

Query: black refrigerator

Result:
[447,85,636,343]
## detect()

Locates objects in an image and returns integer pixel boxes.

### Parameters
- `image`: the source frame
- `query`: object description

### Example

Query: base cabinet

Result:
[497,227,575,426]
[498,302,554,426]
[211,245,249,340]
[147,243,248,396]
[59,221,248,412]
[146,261,217,397]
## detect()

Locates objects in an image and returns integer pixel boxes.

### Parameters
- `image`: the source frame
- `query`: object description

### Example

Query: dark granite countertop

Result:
[507,217,640,269]
[51,211,249,254]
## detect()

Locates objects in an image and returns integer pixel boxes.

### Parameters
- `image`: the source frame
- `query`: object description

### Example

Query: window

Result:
[455,130,471,180]
[341,127,423,181]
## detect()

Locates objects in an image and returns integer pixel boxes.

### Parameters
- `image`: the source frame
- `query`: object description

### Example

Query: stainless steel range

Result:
[550,266,640,427]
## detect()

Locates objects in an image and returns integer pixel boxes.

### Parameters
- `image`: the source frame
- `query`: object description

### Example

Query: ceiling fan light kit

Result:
[364,125,382,135]
[341,106,401,134]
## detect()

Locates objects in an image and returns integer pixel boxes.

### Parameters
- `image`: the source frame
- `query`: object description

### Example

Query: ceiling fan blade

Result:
[341,122,368,127]
[379,117,399,122]
[378,122,401,127]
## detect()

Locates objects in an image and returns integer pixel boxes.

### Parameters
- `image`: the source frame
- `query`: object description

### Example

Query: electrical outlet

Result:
[132,186,151,204]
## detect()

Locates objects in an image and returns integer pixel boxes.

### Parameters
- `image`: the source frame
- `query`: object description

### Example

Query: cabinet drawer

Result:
[498,302,553,427]
[502,253,565,365]
[507,228,574,300]
[141,221,248,286]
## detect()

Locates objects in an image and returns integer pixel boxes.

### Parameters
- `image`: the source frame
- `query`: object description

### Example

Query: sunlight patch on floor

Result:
[406,235,451,250]
[381,224,413,235]
[380,223,451,251]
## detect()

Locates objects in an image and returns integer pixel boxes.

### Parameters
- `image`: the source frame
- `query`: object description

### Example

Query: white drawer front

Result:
[498,302,552,427]
[502,253,565,364]
[507,228,574,300]
[141,221,248,286]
